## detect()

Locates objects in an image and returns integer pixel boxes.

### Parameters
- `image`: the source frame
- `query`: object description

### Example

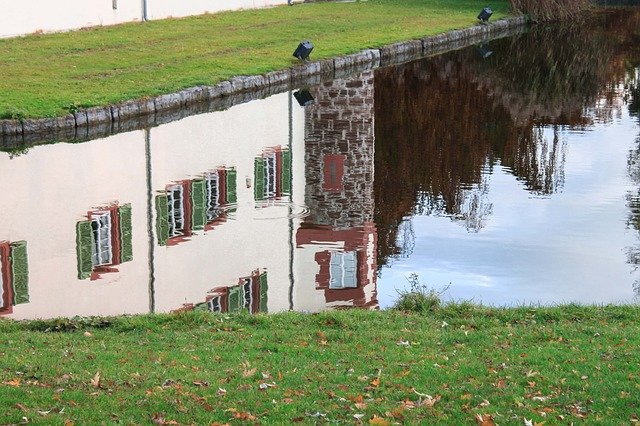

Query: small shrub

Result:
[393,273,447,313]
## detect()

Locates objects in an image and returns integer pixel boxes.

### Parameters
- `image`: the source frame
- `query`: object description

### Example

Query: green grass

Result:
[1,306,639,424]
[0,0,511,119]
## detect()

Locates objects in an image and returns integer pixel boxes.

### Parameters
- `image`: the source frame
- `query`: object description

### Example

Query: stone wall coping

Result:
[1,16,527,148]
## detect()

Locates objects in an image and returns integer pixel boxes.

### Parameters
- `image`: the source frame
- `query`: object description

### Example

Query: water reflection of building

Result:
[294,72,378,310]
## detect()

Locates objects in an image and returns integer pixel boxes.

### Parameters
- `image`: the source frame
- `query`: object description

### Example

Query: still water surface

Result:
[1,9,639,319]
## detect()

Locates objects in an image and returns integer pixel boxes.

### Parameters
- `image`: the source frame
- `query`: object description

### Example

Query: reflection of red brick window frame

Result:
[0,242,13,316]
[323,154,345,192]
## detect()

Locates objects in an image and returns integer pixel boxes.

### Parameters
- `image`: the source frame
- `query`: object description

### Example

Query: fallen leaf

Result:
[192,381,209,387]
[243,368,257,378]
[475,413,496,426]
[370,378,381,388]
[83,332,92,337]
[369,415,390,425]
[90,372,100,388]
[419,394,441,407]
[6,379,21,387]
[233,411,256,421]
[478,399,490,408]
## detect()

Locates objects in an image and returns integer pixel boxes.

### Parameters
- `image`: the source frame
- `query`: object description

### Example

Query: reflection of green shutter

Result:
[226,168,237,204]
[228,286,241,313]
[281,150,291,195]
[9,241,29,305]
[76,221,94,280]
[259,272,268,313]
[254,157,265,201]
[155,194,169,246]
[191,179,206,231]
[118,204,133,263]
[194,302,209,312]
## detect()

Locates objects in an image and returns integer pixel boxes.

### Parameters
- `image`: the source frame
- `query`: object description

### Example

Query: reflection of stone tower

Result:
[296,71,378,309]
[303,71,375,228]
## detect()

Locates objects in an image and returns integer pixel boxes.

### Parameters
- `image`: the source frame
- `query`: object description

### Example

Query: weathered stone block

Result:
[154,93,183,111]
[1,119,22,136]
[181,86,208,105]
[379,40,422,65]
[85,106,112,124]
[115,98,155,120]
[267,69,290,86]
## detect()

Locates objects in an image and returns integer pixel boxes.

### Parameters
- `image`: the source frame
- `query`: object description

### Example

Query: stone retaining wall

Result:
[0,16,527,149]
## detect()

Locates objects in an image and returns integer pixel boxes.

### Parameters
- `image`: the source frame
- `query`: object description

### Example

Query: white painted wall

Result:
[1,0,142,38]
[1,0,289,38]
[147,0,286,20]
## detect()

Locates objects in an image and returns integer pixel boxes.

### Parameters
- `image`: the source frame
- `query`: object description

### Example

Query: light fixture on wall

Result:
[476,43,493,59]
[293,89,314,107]
[478,7,493,24]
[293,41,314,61]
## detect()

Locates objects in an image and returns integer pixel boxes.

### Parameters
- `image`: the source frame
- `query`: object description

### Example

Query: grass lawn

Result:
[1,305,639,424]
[0,0,511,120]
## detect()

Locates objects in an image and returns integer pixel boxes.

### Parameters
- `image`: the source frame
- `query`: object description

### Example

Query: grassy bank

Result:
[0,0,510,120]
[1,306,639,424]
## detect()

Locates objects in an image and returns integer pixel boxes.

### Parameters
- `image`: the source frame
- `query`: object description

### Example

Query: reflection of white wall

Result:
[1,0,289,38]
[0,91,310,319]
[0,132,150,319]
[150,93,303,314]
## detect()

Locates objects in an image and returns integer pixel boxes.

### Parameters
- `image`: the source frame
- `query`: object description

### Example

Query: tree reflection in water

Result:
[374,8,640,278]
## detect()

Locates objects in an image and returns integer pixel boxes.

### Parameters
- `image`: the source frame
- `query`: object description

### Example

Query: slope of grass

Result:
[0,0,510,119]
[1,306,639,424]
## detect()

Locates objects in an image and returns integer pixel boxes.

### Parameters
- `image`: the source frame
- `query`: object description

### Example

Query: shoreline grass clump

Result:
[393,273,446,313]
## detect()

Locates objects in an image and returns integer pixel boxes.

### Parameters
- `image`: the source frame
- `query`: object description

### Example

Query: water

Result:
[1,8,639,319]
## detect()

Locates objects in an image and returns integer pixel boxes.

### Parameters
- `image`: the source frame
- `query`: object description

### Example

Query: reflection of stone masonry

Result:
[0,240,29,316]
[297,71,378,309]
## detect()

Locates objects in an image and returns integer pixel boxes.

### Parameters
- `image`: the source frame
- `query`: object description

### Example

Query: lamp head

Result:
[478,7,493,23]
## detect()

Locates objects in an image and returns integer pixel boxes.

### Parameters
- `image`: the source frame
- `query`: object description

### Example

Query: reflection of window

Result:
[208,295,222,312]
[264,153,277,198]
[76,205,133,280]
[323,154,345,192]
[156,168,237,246]
[91,211,113,266]
[192,271,268,314]
[242,278,253,310]
[167,184,185,237]
[0,240,30,315]
[205,171,220,221]
[254,148,291,201]
[329,251,357,289]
